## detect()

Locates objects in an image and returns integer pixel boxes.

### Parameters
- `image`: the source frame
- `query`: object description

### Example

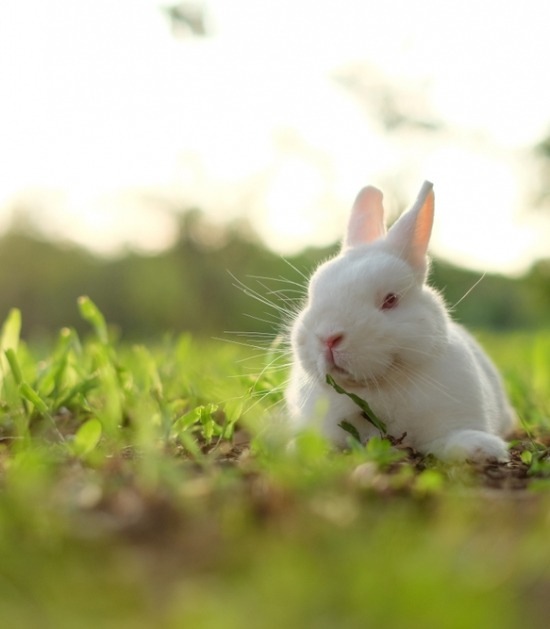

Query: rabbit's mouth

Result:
[328,367,360,389]
[333,364,352,378]
[324,350,352,379]
[326,361,360,387]
[326,354,400,389]
[323,347,395,387]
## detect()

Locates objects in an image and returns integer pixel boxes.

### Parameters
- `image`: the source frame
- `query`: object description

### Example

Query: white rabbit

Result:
[285,181,515,462]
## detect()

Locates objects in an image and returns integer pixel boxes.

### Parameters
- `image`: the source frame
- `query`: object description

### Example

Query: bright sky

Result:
[1,0,550,274]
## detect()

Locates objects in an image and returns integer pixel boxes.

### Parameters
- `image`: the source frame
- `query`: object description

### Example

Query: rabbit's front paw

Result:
[427,430,509,463]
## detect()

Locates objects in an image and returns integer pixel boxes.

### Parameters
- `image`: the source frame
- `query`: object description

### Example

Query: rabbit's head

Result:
[291,182,449,388]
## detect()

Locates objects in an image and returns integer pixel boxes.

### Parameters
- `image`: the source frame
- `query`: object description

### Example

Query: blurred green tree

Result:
[0,208,547,341]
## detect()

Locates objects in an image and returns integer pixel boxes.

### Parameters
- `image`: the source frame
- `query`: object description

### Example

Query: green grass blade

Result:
[0,308,21,351]
[5,348,24,386]
[55,376,100,411]
[5,348,29,415]
[78,296,109,344]
[0,309,22,381]
[19,382,49,415]
[339,420,362,443]
[326,374,387,435]
[44,327,80,398]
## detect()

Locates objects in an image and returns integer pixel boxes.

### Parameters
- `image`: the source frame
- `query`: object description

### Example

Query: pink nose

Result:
[324,334,344,349]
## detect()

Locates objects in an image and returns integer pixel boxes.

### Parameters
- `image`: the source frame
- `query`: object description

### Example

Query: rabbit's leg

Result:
[423,429,509,463]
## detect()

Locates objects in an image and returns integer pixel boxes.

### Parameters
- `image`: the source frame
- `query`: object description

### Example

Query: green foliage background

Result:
[1,209,549,341]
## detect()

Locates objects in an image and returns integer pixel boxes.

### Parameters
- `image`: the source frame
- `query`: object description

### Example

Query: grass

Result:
[1,300,550,628]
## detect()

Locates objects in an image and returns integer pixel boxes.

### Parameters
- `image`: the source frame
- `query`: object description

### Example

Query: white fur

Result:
[285,181,515,462]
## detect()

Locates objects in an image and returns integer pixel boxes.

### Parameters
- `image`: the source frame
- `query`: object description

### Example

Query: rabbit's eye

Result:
[381,293,399,310]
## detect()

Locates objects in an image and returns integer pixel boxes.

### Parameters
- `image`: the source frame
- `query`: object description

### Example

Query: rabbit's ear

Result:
[385,181,434,276]
[343,186,386,249]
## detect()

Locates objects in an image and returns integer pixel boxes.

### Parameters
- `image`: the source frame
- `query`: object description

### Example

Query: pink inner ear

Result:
[414,195,434,248]
[344,186,386,248]
[410,188,434,264]
[385,182,434,275]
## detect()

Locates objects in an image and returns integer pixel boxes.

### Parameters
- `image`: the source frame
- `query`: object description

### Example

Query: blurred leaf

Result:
[197,404,219,444]
[78,296,109,344]
[224,399,244,425]
[5,348,23,386]
[364,436,406,468]
[289,430,330,463]
[163,2,209,37]
[72,418,102,457]
[0,309,21,380]
[521,450,533,465]
[414,469,445,494]
[0,308,21,351]
[56,375,100,410]
[222,399,244,439]
[19,382,49,415]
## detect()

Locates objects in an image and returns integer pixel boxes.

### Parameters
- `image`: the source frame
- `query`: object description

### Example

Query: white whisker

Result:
[452,272,487,309]
[281,257,311,282]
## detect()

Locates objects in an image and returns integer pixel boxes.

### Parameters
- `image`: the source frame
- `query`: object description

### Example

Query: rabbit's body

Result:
[285,182,515,462]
